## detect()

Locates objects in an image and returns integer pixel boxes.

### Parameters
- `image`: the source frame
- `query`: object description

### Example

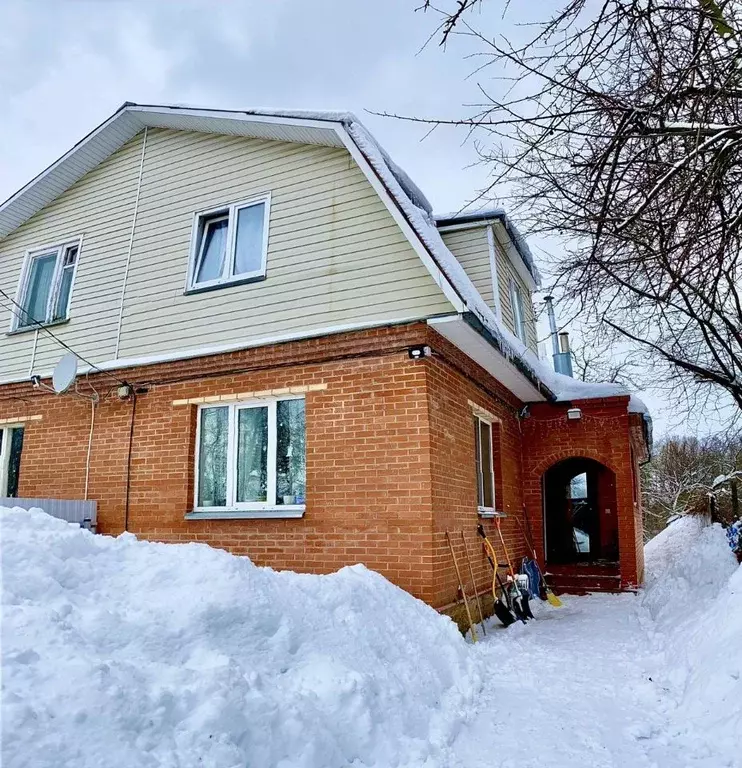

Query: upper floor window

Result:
[509,278,527,343]
[187,195,270,292]
[14,240,80,330]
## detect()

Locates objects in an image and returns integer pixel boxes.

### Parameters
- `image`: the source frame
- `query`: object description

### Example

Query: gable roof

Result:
[0,103,646,413]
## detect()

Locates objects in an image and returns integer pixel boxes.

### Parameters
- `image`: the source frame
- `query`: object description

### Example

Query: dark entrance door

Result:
[543,457,618,564]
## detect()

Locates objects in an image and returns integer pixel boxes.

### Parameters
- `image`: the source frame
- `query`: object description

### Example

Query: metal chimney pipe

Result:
[558,332,571,354]
[544,296,560,357]
[543,297,574,377]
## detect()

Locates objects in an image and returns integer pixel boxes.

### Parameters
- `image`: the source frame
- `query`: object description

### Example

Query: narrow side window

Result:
[509,278,527,343]
[475,416,495,511]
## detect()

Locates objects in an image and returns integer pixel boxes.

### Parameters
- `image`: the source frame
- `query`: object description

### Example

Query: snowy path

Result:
[453,595,738,768]
[452,594,728,768]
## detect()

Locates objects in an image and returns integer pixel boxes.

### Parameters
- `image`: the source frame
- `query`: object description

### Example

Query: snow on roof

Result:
[343,117,646,413]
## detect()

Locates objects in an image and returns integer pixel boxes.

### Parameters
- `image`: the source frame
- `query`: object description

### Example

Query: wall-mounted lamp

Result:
[567,407,582,420]
[408,345,432,360]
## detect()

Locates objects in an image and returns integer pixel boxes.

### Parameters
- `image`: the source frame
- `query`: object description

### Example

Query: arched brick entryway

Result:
[543,457,619,566]
[522,400,643,591]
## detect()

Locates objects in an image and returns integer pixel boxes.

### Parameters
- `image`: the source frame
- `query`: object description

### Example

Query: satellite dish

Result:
[52,353,78,394]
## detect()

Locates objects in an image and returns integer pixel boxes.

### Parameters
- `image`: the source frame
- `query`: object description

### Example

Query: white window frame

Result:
[509,278,527,344]
[11,237,82,331]
[474,414,496,514]
[186,193,271,292]
[193,394,305,518]
[0,427,11,496]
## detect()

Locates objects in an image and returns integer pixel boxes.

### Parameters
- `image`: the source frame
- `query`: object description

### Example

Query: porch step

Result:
[546,571,622,594]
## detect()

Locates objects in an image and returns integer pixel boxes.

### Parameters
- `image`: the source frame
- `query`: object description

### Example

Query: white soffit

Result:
[0,105,345,239]
[428,316,547,403]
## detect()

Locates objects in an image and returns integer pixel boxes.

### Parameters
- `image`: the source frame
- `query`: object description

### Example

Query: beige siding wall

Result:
[118,129,453,358]
[441,224,538,353]
[0,128,455,381]
[494,238,538,353]
[441,227,495,310]
[0,133,145,382]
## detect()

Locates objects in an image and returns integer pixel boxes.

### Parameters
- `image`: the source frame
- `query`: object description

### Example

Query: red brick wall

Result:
[0,322,645,607]
[0,324,436,602]
[423,331,529,609]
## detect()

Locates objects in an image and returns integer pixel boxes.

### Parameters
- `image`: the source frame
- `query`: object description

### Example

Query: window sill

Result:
[7,318,70,336]
[184,274,266,296]
[477,508,507,519]
[186,506,305,520]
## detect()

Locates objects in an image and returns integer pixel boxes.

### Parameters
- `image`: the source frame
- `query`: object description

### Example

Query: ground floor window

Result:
[474,415,496,512]
[195,397,306,511]
[0,427,25,497]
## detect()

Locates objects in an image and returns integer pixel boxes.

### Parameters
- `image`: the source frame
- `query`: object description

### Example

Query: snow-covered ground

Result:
[2,508,740,767]
[459,522,740,767]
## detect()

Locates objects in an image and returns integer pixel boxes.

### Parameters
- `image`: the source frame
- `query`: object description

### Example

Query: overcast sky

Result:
[0,0,733,437]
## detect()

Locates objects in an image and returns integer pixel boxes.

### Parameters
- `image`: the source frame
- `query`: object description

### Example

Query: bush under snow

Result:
[1,507,478,768]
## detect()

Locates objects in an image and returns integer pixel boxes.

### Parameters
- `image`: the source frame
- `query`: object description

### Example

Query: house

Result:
[0,104,650,611]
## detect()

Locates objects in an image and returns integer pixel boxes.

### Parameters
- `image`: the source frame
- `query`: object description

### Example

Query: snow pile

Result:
[1,507,478,768]
[642,516,741,759]
[642,514,736,623]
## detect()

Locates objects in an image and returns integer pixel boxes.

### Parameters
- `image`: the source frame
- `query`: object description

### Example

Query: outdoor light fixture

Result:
[567,407,582,420]
[408,345,432,360]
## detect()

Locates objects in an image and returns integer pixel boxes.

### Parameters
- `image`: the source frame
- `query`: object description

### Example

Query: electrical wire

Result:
[0,288,128,387]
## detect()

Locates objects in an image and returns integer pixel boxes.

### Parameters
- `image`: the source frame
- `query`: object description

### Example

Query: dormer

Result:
[436,211,540,353]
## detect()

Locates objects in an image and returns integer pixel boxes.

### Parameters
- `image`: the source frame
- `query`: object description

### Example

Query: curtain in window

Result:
[23,253,56,324]
[197,407,228,507]
[276,399,306,503]
[196,218,229,284]
[233,203,265,276]
[236,407,268,503]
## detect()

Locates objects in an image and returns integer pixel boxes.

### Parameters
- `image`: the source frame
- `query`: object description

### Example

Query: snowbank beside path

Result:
[642,516,741,761]
[1,507,479,768]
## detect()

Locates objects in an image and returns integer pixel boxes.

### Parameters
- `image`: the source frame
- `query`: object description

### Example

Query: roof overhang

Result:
[428,315,552,403]
[436,210,541,291]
